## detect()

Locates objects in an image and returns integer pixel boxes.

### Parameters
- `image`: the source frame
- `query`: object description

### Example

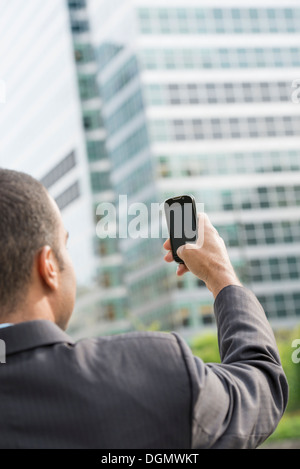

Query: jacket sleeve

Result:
[173,285,289,449]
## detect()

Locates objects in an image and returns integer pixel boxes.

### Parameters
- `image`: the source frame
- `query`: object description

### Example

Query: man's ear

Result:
[37,246,59,291]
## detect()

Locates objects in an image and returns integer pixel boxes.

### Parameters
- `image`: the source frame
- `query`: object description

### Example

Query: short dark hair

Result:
[0,168,64,315]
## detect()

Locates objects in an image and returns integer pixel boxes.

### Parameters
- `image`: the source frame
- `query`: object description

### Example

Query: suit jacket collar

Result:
[0,320,75,355]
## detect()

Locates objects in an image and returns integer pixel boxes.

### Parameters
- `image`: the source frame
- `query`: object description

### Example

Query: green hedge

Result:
[190,326,300,441]
[276,327,300,413]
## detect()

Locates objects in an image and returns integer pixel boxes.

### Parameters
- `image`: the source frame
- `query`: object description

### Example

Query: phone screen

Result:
[164,195,197,263]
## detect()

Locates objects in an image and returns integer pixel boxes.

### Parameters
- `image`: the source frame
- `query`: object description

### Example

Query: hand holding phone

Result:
[163,209,242,298]
[164,195,198,264]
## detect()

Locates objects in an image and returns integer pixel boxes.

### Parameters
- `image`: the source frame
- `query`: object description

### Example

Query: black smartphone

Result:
[164,194,197,264]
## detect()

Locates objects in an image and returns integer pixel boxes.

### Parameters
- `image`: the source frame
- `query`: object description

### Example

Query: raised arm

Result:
[164,213,288,448]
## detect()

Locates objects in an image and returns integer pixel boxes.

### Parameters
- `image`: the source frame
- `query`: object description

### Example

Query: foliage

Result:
[190,325,300,442]
[265,411,300,442]
[190,331,221,364]
[275,326,300,413]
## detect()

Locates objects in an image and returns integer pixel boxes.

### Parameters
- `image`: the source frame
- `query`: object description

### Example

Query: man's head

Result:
[0,168,77,329]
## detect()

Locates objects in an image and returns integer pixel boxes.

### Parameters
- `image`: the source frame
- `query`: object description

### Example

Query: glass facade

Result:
[156,150,300,177]
[137,7,300,35]
[144,81,292,105]
[140,47,300,70]
[149,116,300,141]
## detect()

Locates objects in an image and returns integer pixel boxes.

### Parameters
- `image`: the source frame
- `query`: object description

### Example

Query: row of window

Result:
[166,289,300,326]
[97,42,124,72]
[115,160,154,196]
[249,256,300,283]
[105,90,144,136]
[40,151,76,189]
[127,256,300,320]
[102,217,300,274]
[97,216,300,263]
[140,47,300,70]
[217,220,300,248]
[137,7,300,35]
[110,124,149,168]
[205,185,300,212]
[55,181,81,211]
[163,185,300,213]
[94,80,294,144]
[123,216,300,279]
[144,81,291,106]
[152,287,300,327]
[259,291,300,318]
[157,151,300,178]
[173,254,300,290]
[150,115,300,141]
[86,140,108,162]
[78,74,99,100]
[106,81,293,141]
[100,56,139,104]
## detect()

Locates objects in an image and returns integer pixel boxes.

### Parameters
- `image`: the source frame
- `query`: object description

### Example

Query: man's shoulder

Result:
[67,331,191,384]
[74,330,182,354]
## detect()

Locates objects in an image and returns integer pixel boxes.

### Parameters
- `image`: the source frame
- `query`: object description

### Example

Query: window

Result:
[78,75,98,100]
[87,140,107,162]
[94,237,118,257]
[104,304,116,321]
[90,171,111,192]
[140,47,300,70]
[145,81,290,106]
[150,115,300,142]
[40,151,76,189]
[97,42,123,71]
[71,20,89,33]
[105,90,144,136]
[83,110,103,130]
[55,181,80,211]
[74,44,94,63]
[68,0,86,9]
[110,125,149,168]
[101,57,139,104]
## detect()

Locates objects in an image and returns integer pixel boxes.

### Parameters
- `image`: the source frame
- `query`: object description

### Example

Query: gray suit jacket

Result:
[0,286,288,449]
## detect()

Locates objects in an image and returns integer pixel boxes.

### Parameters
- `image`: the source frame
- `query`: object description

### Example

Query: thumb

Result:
[176,244,186,259]
[177,243,197,261]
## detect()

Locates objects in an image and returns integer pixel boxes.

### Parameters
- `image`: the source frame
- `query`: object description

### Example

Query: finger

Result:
[176,263,189,276]
[163,238,171,251]
[164,250,174,263]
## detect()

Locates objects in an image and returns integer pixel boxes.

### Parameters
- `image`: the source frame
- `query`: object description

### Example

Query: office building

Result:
[87,0,300,331]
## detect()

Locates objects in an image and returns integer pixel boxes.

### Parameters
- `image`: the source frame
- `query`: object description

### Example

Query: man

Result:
[0,168,288,449]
